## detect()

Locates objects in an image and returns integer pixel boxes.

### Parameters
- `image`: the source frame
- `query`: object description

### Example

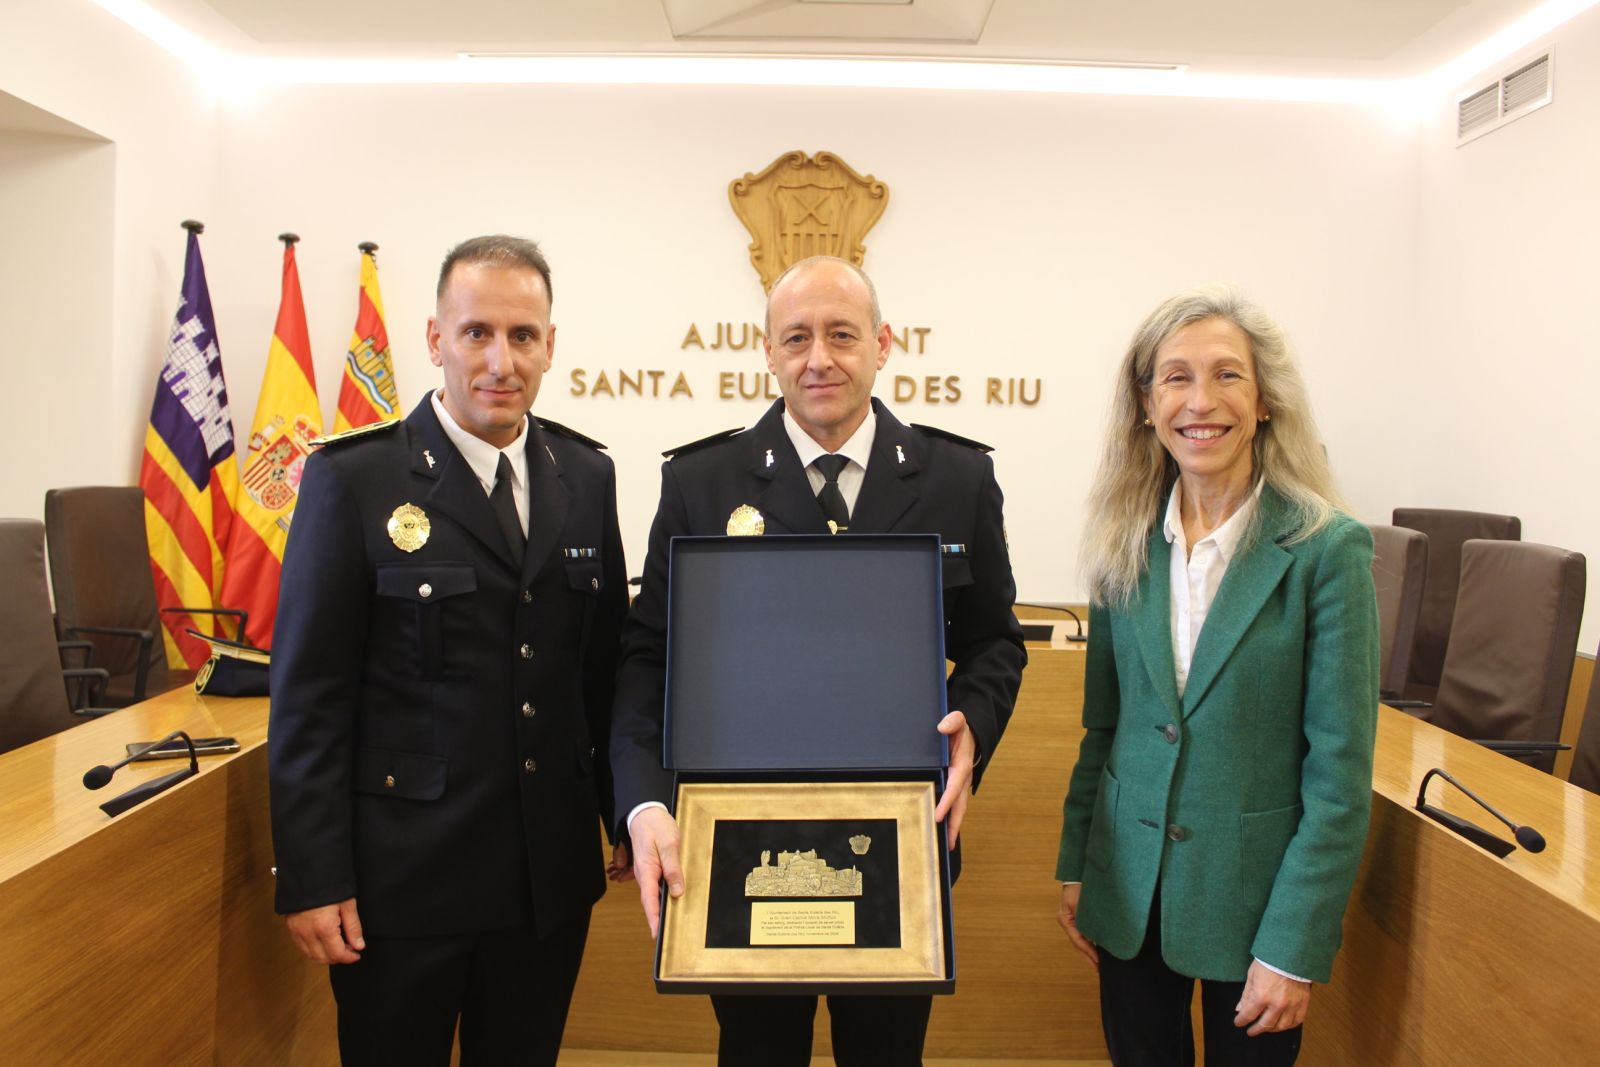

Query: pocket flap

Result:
[354,747,448,800]
[376,562,477,602]
[940,555,973,589]
[565,558,604,594]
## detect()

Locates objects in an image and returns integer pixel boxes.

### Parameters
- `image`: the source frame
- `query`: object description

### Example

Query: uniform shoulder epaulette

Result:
[535,417,607,451]
[310,419,401,448]
[662,426,744,459]
[910,423,994,454]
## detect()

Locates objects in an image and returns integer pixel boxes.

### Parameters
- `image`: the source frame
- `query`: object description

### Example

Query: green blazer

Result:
[1056,489,1378,983]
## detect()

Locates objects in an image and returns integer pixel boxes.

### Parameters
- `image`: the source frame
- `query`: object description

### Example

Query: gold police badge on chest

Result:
[388,503,431,552]
[726,505,765,536]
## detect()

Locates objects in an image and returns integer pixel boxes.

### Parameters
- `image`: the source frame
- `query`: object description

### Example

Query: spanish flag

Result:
[332,242,399,430]
[139,222,240,669]
[222,234,322,649]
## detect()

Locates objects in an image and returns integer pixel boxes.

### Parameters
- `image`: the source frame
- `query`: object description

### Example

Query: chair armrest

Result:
[62,666,110,711]
[1386,699,1432,710]
[161,606,249,642]
[64,626,154,701]
[58,640,95,668]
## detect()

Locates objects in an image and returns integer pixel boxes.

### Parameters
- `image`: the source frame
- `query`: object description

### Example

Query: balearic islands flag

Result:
[332,242,399,431]
[222,234,322,649]
[139,222,240,669]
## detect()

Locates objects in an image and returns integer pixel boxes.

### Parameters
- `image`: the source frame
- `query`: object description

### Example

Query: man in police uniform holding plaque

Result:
[268,235,628,1066]
[611,255,1026,1065]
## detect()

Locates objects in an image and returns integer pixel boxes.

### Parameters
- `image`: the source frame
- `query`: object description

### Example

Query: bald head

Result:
[764,256,882,336]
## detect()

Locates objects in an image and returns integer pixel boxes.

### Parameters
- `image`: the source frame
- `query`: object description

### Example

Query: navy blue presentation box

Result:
[654,534,956,996]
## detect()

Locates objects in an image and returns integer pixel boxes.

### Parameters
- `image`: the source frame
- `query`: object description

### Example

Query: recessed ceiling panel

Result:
[661,0,994,42]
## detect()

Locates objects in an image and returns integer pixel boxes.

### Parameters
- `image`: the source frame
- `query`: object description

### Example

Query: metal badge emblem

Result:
[423,449,436,469]
[896,444,905,464]
[765,448,774,468]
[387,503,431,552]
[726,505,766,536]
[827,519,840,535]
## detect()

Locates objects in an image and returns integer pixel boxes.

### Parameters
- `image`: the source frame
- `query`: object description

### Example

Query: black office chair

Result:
[1417,540,1585,774]
[1391,508,1520,702]
[0,519,115,754]
[1369,524,1427,702]
[45,487,246,705]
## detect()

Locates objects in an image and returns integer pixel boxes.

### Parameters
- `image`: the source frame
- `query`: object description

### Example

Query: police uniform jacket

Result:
[1055,489,1379,983]
[269,395,627,939]
[610,397,1027,831]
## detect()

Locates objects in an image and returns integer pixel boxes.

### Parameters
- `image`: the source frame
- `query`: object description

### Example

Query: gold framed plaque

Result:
[658,780,946,989]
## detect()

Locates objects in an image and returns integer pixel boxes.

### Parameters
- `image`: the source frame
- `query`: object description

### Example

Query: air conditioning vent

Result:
[1502,54,1551,114]
[1457,50,1553,146]
[1457,84,1499,138]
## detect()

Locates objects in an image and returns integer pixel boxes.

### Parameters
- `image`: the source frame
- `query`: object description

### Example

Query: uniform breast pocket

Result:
[375,562,477,679]
[563,557,605,596]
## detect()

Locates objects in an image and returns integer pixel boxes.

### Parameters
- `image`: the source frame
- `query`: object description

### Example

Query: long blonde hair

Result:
[1080,285,1345,607]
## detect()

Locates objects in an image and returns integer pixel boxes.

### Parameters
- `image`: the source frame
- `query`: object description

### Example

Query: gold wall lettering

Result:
[569,368,694,399]
[681,322,767,351]
[729,150,889,291]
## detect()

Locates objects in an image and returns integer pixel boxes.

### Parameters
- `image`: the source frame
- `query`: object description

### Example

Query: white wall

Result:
[1416,4,1600,648]
[3,0,1461,615]
[197,83,1419,602]
[0,121,115,520]
[0,0,219,520]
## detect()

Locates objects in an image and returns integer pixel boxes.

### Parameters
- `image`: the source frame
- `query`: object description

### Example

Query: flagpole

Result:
[358,241,378,257]
[181,219,204,234]
[278,232,299,246]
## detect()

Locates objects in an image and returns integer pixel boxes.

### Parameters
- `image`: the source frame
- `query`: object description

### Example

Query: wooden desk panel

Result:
[0,689,335,1065]
[1302,705,1600,1064]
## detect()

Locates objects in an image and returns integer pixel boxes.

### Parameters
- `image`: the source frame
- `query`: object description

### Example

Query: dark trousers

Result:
[328,911,591,1067]
[1098,889,1301,1067]
[711,992,933,1067]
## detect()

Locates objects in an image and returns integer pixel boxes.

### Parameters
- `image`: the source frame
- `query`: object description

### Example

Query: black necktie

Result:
[490,452,526,558]
[812,454,850,532]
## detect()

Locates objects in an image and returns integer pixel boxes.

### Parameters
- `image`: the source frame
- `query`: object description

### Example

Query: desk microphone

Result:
[83,730,199,817]
[1015,602,1088,643]
[1415,767,1546,858]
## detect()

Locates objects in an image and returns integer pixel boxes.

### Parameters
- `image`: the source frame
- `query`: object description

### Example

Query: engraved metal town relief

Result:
[745,848,864,898]
[729,150,889,291]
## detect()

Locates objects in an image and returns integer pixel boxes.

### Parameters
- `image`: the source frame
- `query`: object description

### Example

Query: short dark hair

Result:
[436,234,553,305]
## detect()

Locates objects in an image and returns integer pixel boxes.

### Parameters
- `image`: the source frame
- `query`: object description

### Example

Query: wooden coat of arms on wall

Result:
[729,151,889,291]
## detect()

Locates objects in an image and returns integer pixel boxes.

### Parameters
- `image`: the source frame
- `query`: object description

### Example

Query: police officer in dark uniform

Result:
[268,235,627,1066]
[610,255,1026,1066]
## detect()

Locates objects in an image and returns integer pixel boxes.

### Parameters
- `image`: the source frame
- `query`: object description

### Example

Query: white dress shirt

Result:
[430,390,529,533]
[782,405,877,518]
[1163,481,1259,698]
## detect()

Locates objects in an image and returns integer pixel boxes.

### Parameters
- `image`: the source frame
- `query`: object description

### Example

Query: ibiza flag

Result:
[139,222,240,669]
[332,242,399,431]
[222,234,321,649]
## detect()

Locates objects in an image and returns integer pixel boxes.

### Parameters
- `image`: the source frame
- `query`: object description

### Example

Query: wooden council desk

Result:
[2,648,1596,1063]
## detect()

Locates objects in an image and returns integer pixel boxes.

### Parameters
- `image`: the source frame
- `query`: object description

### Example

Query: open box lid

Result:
[664,534,949,774]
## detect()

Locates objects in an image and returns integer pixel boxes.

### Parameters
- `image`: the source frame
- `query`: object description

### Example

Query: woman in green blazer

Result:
[1056,286,1378,1066]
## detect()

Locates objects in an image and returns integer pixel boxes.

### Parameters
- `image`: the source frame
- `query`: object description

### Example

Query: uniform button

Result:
[521,702,535,718]
[1167,824,1186,842]
[384,774,396,789]
[1163,723,1179,744]
[591,577,599,590]
[418,583,432,598]
[524,758,537,774]
[522,590,533,604]
[520,644,533,660]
